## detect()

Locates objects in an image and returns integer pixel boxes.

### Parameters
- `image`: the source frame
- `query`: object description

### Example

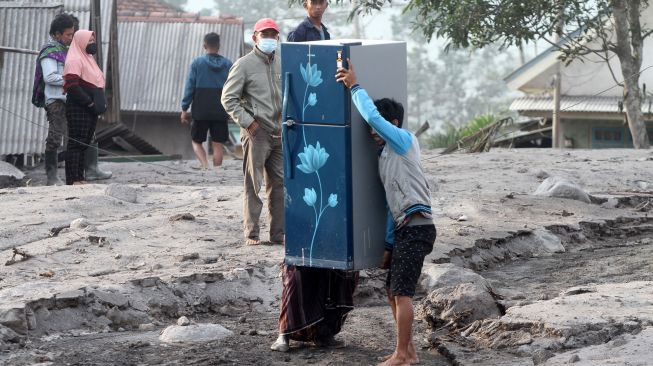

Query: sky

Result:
[180,0,408,42]
[178,0,541,61]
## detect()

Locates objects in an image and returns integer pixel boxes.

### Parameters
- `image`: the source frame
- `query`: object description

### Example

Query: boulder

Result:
[105,184,138,203]
[177,316,190,326]
[0,324,21,343]
[0,308,27,335]
[419,263,490,293]
[507,229,565,257]
[533,177,591,203]
[70,218,91,230]
[0,162,25,188]
[416,264,502,329]
[159,323,233,343]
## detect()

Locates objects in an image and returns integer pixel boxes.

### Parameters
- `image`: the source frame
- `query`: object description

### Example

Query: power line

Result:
[0,105,198,176]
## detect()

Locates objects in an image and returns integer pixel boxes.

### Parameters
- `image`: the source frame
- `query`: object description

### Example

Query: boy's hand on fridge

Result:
[380,249,392,269]
[335,58,357,88]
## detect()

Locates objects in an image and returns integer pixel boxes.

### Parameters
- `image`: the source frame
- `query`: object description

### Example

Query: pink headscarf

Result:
[63,30,105,88]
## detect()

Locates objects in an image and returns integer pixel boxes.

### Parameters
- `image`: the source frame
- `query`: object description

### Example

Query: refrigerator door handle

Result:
[283,71,295,180]
[282,72,292,121]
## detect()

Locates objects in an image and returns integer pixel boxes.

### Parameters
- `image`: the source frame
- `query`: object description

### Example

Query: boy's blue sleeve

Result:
[351,85,413,155]
[385,208,395,251]
[181,60,197,111]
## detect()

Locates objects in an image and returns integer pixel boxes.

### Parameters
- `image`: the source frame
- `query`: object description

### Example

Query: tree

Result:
[290,0,651,148]
[392,9,516,131]
[161,0,188,10]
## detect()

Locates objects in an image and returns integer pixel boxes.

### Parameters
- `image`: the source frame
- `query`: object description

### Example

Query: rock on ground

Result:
[0,162,24,180]
[419,263,491,292]
[0,161,26,188]
[104,183,138,203]
[416,264,502,328]
[508,229,565,257]
[533,176,591,203]
[466,281,653,352]
[159,323,233,343]
[544,327,653,366]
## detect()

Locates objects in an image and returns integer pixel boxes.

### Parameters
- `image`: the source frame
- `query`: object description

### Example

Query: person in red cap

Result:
[221,18,284,247]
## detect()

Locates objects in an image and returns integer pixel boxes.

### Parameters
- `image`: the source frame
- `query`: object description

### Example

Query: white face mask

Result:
[258,38,278,54]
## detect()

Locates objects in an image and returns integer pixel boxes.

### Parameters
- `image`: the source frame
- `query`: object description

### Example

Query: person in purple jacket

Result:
[336,60,437,366]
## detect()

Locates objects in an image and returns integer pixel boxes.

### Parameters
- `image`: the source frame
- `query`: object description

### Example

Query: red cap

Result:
[253,18,280,33]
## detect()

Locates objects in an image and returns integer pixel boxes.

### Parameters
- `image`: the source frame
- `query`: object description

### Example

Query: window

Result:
[591,127,625,148]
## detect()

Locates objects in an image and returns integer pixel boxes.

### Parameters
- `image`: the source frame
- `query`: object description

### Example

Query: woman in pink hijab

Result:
[63,29,106,185]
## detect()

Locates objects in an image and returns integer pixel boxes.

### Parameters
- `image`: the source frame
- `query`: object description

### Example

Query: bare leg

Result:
[388,288,397,321]
[191,141,208,169]
[211,142,224,167]
[379,296,415,366]
[382,290,418,364]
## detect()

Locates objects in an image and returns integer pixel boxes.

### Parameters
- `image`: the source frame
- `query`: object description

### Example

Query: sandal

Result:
[245,238,260,246]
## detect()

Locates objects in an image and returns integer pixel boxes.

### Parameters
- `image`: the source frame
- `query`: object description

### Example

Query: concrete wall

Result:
[562,118,653,149]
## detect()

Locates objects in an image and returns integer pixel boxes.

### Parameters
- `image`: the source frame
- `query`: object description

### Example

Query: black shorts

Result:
[386,224,436,297]
[191,120,229,143]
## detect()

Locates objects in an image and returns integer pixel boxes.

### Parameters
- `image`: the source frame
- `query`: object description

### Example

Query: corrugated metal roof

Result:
[118,21,244,113]
[509,95,644,113]
[0,3,62,155]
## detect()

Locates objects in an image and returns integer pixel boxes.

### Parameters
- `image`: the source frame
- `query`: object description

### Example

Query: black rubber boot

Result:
[45,150,63,186]
[84,142,112,181]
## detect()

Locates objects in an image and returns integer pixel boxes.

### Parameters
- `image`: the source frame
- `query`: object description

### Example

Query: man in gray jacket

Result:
[221,18,283,246]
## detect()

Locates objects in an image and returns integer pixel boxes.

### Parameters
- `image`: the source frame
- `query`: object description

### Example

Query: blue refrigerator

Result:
[281,40,408,270]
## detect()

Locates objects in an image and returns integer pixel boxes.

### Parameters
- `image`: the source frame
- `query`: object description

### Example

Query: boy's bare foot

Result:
[377,353,410,366]
[380,342,419,363]
[380,354,419,364]
[190,164,208,170]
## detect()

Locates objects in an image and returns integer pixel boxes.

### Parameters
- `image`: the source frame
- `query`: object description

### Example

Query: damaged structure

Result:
[111,0,244,159]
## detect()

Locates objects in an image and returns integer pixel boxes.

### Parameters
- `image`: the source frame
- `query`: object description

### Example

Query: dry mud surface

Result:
[1,148,652,365]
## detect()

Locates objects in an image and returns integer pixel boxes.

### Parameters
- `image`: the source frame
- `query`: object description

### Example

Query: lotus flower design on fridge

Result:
[300,62,323,120]
[296,59,338,266]
[297,141,329,174]
[300,62,323,87]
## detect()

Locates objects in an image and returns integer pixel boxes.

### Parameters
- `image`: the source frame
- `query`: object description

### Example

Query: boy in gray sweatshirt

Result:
[336,60,437,366]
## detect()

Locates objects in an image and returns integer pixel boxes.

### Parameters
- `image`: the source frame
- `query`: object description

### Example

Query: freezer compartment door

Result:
[281,43,350,126]
[283,123,352,269]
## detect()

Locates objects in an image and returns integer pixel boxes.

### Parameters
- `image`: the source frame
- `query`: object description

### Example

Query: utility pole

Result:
[552,4,564,148]
[91,0,103,66]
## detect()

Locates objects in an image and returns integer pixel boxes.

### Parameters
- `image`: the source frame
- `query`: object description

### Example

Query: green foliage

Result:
[291,1,647,58]
[426,114,498,148]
